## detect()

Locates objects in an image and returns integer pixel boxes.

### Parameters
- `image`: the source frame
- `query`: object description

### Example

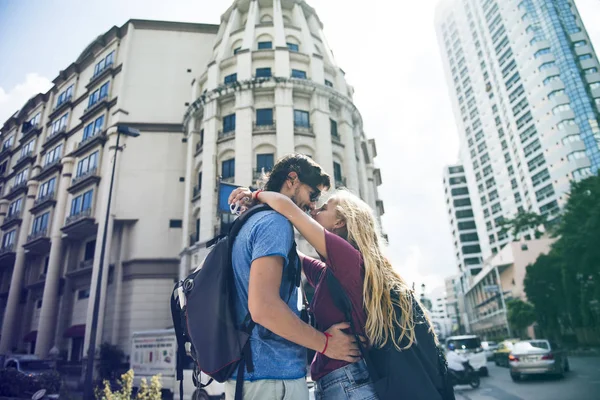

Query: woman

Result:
[229,188,437,400]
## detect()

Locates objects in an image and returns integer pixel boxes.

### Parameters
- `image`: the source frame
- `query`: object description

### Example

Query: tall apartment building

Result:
[436,0,600,261]
[0,0,384,364]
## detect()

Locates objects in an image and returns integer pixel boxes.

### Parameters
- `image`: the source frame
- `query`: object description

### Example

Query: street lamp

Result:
[83,125,140,399]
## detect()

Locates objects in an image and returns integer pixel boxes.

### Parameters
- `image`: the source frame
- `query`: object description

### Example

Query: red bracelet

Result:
[252,189,263,201]
[321,333,333,354]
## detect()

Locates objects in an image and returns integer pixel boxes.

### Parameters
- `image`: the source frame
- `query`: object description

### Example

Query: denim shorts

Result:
[314,360,379,400]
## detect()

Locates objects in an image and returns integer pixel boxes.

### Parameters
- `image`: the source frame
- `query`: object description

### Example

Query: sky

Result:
[1,0,600,294]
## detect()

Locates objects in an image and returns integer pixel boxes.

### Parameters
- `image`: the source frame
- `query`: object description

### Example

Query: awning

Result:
[24,330,37,342]
[63,324,86,338]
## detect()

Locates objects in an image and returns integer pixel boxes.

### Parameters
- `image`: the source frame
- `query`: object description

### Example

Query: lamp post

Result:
[83,125,140,400]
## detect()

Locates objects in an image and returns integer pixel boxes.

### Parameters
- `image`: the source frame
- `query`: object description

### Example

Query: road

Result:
[455,357,600,400]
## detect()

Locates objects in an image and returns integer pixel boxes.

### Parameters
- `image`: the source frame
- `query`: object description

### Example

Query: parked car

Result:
[482,341,498,361]
[494,339,520,367]
[445,335,488,376]
[508,340,569,381]
[3,355,55,377]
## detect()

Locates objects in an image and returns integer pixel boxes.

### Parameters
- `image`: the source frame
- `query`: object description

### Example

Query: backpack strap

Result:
[324,270,380,382]
[170,282,188,400]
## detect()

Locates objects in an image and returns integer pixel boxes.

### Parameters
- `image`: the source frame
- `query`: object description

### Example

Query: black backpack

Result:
[170,205,299,400]
[324,269,455,400]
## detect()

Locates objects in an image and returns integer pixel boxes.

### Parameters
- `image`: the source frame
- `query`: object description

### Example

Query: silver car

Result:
[508,340,570,381]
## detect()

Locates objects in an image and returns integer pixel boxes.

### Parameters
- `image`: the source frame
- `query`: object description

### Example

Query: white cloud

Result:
[0,73,52,124]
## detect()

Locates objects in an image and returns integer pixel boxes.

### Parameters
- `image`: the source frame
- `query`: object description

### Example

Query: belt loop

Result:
[343,363,355,385]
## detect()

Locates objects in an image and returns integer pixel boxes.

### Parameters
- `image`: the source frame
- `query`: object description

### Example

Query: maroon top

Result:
[302,230,368,381]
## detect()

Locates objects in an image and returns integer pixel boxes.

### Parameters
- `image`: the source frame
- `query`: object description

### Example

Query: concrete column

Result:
[214,8,240,63]
[179,119,197,280]
[235,90,254,187]
[237,1,258,82]
[294,4,324,84]
[54,245,73,353]
[0,199,9,226]
[275,85,295,155]
[111,224,127,344]
[0,179,39,354]
[273,0,290,77]
[356,138,369,201]
[339,113,359,193]
[199,101,219,242]
[35,157,75,358]
[311,92,334,177]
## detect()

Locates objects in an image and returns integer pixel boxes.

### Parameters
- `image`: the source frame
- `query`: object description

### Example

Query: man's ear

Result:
[287,171,299,187]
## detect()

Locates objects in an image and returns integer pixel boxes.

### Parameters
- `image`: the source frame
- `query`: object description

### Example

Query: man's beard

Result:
[289,186,309,212]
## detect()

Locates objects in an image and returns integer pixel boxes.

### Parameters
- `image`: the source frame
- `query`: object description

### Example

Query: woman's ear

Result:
[334,218,346,230]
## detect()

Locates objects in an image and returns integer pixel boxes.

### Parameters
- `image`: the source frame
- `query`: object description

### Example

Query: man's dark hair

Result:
[265,154,331,192]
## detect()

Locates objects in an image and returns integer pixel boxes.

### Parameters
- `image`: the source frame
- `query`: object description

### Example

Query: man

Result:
[226,154,360,400]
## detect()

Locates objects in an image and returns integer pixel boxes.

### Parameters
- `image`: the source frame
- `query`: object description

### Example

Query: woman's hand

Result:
[228,187,255,214]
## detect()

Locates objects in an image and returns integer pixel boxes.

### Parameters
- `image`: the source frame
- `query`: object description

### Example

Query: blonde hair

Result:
[329,190,437,350]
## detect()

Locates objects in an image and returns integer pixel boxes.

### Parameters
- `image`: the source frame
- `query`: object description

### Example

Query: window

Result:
[462,245,481,254]
[7,198,22,216]
[486,221,493,231]
[256,109,273,126]
[516,111,532,129]
[76,152,98,177]
[82,115,105,141]
[584,67,598,75]
[169,220,183,228]
[573,40,587,48]
[44,144,63,166]
[333,162,343,183]
[449,176,467,185]
[451,187,469,196]
[50,113,69,135]
[491,203,502,214]
[257,41,273,49]
[325,80,334,88]
[38,178,56,199]
[535,184,555,202]
[557,119,576,130]
[88,82,110,108]
[456,210,474,219]
[287,42,299,52]
[553,104,571,114]
[578,54,592,61]
[511,178,519,189]
[70,189,94,216]
[534,48,551,58]
[524,139,542,157]
[460,233,479,242]
[567,150,586,161]
[532,169,550,187]
[93,51,115,77]
[84,240,96,260]
[485,177,496,189]
[489,190,499,201]
[454,198,471,207]
[548,89,565,100]
[294,110,310,128]
[233,47,242,55]
[481,195,487,205]
[543,75,560,86]
[2,230,16,248]
[484,209,490,218]
[256,154,274,173]
[291,69,307,79]
[256,68,272,78]
[78,289,90,300]
[14,168,29,185]
[528,154,546,172]
[223,114,236,133]
[31,212,50,234]
[330,119,339,138]
[2,135,14,150]
[21,140,35,157]
[56,85,74,107]
[222,159,235,179]
[224,73,237,84]
[458,221,476,230]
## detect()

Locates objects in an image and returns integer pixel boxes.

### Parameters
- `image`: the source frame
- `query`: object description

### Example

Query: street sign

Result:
[483,285,499,293]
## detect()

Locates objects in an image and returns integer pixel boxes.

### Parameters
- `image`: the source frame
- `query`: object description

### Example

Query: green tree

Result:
[507,298,537,338]
[499,211,546,241]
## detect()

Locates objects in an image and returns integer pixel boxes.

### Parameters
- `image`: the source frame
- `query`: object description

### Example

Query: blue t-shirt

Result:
[230,210,307,381]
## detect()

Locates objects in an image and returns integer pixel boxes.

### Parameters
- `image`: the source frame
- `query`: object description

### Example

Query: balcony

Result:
[69,167,100,194]
[0,243,16,266]
[376,199,385,216]
[62,208,97,238]
[253,122,277,134]
[86,63,115,89]
[80,98,109,122]
[49,97,73,120]
[43,126,68,149]
[192,186,201,201]
[20,123,42,143]
[0,146,12,161]
[374,168,382,186]
[30,191,56,214]
[331,133,343,145]
[2,211,22,230]
[70,132,107,158]
[13,150,35,171]
[217,130,235,142]
[189,233,199,247]
[66,258,94,278]
[294,124,314,137]
[6,182,27,200]
[36,159,62,182]
[195,142,203,155]
[24,228,50,254]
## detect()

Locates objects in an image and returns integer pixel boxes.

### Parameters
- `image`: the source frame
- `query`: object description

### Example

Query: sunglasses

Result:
[309,187,321,203]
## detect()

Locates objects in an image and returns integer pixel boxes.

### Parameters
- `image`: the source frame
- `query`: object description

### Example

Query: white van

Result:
[445,335,488,376]
[131,329,224,400]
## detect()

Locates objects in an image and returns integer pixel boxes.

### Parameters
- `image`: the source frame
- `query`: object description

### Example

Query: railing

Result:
[10,181,27,194]
[0,146,11,156]
[192,186,201,199]
[72,167,97,186]
[41,159,61,173]
[331,133,342,142]
[78,132,101,149]
[45,126,67,142]
[16,150,34,163]
[189,233,199,247]
[27,229,48,242]
[218,130,235,140]
[90,61,114,82]
[34,191,56,207]
[294,124,313,135]
[65,208,92,225]
[54,95,73,112]
[22,122,39,135]
[79,259,94,270]
[335,178,347,188]
[195,142,203,154]
[0,243,15,255]
[253,122,276,132]
[4,211,22,224]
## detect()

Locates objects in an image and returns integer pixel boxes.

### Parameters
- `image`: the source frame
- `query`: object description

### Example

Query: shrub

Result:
[95,369,162,400]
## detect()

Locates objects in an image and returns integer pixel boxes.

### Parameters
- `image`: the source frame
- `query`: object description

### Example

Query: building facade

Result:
[178,0,383,274]
[465,238,554,339]
[0,0,384,365]
[436,0,600,262]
